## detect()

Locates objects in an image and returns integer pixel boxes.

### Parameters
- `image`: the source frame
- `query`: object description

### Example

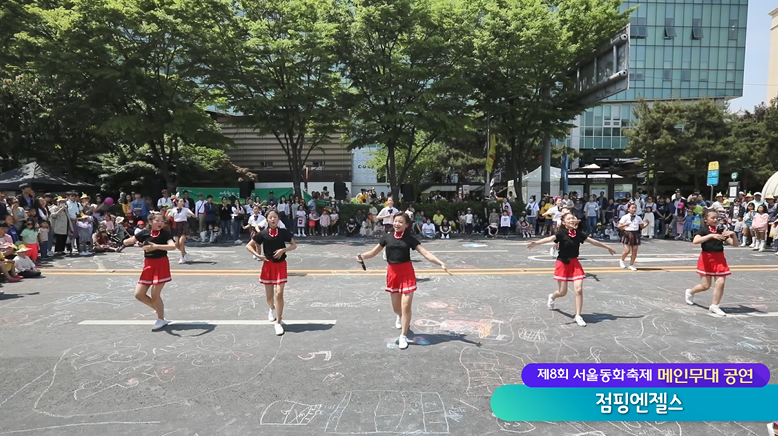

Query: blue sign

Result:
[707,170,719,186]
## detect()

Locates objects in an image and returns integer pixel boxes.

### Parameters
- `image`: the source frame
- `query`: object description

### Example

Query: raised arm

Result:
[358,243,384,261]
[527,235,556,249]
[586,237,617,255]
[415,245,448,271]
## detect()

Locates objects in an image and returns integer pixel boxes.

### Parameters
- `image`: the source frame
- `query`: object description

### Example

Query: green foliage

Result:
[365,134,482,188]
[338,0,474,197]
[727,99,778,184]
[627,98,778,192]
[92,143,256,191]
[468,0,630,204]
[194,0,348,197]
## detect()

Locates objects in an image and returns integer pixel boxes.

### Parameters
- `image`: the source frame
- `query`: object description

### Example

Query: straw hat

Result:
[80,193,90,199]
[115,217,125,225]
[15,244,29,253]
[716,192,724,197]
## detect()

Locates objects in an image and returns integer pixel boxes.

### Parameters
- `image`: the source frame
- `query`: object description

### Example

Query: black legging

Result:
[54,234,68,253]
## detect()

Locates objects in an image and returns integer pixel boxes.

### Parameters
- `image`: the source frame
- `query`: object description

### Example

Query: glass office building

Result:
[559,0,748,164]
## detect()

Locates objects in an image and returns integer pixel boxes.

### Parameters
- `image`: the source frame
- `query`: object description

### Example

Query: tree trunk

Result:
[387,142,399,199]
[652,167,660,196]
[513,136,525,206]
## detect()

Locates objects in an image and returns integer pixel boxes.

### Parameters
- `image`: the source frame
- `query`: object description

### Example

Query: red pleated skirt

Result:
[386,262,417,294]
[553,259,586,282]
[697,251,731,277]
[138,257,172,285]
[260,260,288,285]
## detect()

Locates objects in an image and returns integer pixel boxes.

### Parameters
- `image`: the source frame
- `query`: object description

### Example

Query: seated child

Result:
[486,222,498,238]
[0,251,21,282]
[345,217,359,237]
[440,219,451,239]
[519,218,531,238]
[13,245,41,278]
[421,219,436,238]
[605,224,618,241]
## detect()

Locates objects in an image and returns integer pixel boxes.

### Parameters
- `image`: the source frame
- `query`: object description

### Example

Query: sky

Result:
[730,0,775,111]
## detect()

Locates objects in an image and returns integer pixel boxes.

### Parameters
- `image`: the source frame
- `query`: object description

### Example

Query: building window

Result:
[728,19,738,40]
[311,161,325,169]
[664,18,676,38]
[692,19,703,40]
[663,70,672,81]
[630,17,647,38]
[681,70,691,82]
[259,161,274,169]
[726,71,735,83]
[631,70,644,81]
[700,71,708,82]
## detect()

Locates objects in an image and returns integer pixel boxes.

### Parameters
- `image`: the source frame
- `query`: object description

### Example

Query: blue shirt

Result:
[130,200,148,217]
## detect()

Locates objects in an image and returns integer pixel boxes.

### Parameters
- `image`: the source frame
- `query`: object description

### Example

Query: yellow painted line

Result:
[41,267,776,277]
[41,265,777,274]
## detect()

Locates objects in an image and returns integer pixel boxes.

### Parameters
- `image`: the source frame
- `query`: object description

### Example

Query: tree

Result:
[468,0,630,205]
[626,99,732,193]
[17,0,228,190]
[727,100,778,187]
[365,133,481,190]
[625,100,687,194]
[93,144,256,191]
[339,0,474,198]
[194,0,348,198]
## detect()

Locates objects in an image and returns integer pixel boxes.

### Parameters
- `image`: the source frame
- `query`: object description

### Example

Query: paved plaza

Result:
[1,236,776,436]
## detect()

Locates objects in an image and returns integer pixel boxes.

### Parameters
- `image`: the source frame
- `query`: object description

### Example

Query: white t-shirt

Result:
[14,256,36,272]
[500,215,511,227]
[157,197,174,209]
[170,207,191,223]
[378,207,399,225]
[194,200,207,216]
[465,213,473,224]
[619,214,644,231]
[249,214,286,229]
[422,223,435,233]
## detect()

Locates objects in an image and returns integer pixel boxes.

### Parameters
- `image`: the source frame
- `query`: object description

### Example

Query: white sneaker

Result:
[684,289,694,305]
[268,308,276,321]
[740,240,746,247]
[398,335,409,349]
[274,323,284,335]
[547,293,555,310]
[234,239,242,244]
[185,254,191,263]
[627,265,637,271]
[152,319,169,331]
[574,315,587,327]
[619,260,626,269]
[252,255,257,260]
[79,251,89,256]
[709,305,726,316]
[395,316,402,329]
[179,256,185,264]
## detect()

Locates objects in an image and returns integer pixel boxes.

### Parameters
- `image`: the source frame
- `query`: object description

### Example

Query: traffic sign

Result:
[707,170,719,186]
[707,161,719,186]
[731,172,738,181]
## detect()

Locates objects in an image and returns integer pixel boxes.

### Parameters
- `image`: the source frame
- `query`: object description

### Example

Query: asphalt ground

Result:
[1,235,776,436]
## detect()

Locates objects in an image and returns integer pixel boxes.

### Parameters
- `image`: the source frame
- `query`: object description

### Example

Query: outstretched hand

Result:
[441,263,452,275]
[527,241,539,250]
[605,246,617,255]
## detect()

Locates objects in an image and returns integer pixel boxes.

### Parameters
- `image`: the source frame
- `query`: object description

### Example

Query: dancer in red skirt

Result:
[122,214,177,331]
[528,213,616,327]
[245,210,296,336]
[357,213,447,349]
[685,209,737,316]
